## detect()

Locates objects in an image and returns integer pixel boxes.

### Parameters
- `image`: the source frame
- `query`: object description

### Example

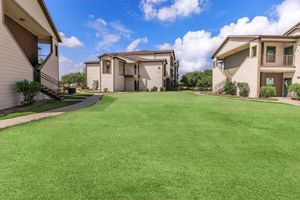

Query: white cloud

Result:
[157,42,173,50]
[127,37,148,51]
[87,17,133,50]
[96,34,121,50]
[59,54,85,76]
[59,32,84,48]
[140,0,205,21]
[158,0,300,74]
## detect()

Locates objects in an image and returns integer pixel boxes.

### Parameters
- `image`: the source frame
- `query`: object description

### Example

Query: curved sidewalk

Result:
[0,94,102,129]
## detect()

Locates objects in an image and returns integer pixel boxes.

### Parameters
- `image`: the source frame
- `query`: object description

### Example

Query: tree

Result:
[180,70,212,88]
[61,72,86,86]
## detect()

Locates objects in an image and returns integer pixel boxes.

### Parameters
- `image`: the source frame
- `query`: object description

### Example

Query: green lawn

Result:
[0,92,299,199]
[0,101,78,120]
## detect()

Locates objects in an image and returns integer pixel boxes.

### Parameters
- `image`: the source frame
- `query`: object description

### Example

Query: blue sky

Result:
[44,0,300,76]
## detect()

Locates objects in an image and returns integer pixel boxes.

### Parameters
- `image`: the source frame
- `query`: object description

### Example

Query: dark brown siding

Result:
[260,73,283,97]
[5,15,38,66]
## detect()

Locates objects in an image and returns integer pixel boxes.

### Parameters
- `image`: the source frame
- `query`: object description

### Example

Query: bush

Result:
[68,87,76,94]
[103,88,109,93]
[289,83,300,99]
[223,81,237,95]
[16,80,41,105]
[152,86,158,92]
[260,86,276,98]
[237,82,250,97]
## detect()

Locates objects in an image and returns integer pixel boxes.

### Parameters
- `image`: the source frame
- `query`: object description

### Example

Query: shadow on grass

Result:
[95,95,117,111]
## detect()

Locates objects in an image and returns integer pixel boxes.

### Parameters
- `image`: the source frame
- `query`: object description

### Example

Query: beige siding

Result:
[114,60,125,92]
[212,66,227,92]
[100,57,114,92]
[217,38,253,58]
[231,44,259,98]
[14,0,56,38]
[125,78,134,91]
[40,38,59,90]
[0,0,33,110]
[139,62,163,91]
[292,40,300,83]
[86,63,100,89]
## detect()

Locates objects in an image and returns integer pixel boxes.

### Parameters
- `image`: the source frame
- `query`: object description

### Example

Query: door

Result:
[283,78,292,97]
[134,80,139,91]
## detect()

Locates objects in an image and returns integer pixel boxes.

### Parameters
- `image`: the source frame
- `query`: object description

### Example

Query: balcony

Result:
[261,54,295,68]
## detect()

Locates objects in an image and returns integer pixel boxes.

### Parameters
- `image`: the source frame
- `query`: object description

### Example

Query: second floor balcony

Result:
[261,54,294,68]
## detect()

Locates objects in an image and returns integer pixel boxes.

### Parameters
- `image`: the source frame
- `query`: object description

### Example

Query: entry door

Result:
[283,78,292,97]
[134,80,139,91]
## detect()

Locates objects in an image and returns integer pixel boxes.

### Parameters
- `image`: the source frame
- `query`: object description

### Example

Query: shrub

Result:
[260,86,276,98]
[103,88,109,93]
[223,81,237,95]
[289,83,300,99]
[159,87,164,92]
[152,86,158,92]
[68,87,76,94]
[237,82,250,97]
[16,80,41,105]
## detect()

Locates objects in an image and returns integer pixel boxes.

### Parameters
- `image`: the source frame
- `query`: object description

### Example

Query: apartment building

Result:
[212,22,300,98]
[0,0,62,110]
[85,50,179,92]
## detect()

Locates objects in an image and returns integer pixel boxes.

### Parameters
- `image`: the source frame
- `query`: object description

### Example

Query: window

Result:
[284,46,294,66]
[252,46,257,57]
[103,60,111,74]
[266,47,276,63]
[266,77,274,86]
[163,65,167,77]
[134,65,137,75]
[119,62,125,75]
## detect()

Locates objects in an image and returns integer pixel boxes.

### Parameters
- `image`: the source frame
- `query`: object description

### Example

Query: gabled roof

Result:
[37,0,62,42]
[212,34,300,59]
[283,22,300,36]
[211,35,258,59]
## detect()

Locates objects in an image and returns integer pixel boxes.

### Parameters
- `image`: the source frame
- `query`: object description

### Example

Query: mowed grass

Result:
[0,101,78,120]
[0,92,299,199]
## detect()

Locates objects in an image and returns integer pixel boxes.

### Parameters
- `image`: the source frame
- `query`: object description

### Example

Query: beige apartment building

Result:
[85,50,179,92]
[212,22,300,98]
[0,0,62,110]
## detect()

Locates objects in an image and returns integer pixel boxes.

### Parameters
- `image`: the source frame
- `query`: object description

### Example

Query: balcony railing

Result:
[262,54,294,67]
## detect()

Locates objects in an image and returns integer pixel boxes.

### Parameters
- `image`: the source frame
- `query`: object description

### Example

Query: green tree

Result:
[180,70,212,88]
[61,72,86,86]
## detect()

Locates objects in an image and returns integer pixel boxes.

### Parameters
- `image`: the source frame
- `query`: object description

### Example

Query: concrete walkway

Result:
[275,97,300,106]
[0,94,102,129]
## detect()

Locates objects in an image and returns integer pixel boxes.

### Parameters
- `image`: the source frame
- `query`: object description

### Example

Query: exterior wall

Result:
[0,0,33,110]
[14,0,56,37]
[292,39,300,83]
[100,56,114,92]
[212,66,227,92]
[40,38,59,90]
[86,63,100,90]
[224,48,249,77]
[261,42,294,67]
[5,14,38,66]
[217,38,252,57]
[231,45,259,98]
[114,59,125,92]
[260,73,283,97]
[125,78,134,91]
[139,62,163,91]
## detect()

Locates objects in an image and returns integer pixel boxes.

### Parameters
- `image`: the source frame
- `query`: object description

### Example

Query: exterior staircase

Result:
[34,68,64,100]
